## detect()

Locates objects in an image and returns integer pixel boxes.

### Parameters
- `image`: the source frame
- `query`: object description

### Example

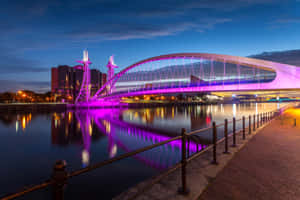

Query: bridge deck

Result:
[199,109,300,200]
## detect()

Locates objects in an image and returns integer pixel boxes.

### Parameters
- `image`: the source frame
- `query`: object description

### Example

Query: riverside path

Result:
[199,108,300,200]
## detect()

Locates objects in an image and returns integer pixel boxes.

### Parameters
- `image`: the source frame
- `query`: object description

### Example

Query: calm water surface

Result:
[0,103,286,199]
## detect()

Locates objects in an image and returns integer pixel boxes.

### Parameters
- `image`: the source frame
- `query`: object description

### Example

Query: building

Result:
[51,65,106,101]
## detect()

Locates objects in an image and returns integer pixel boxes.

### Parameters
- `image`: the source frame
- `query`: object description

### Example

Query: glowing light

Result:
[22,116,26,130]
[92,52,300,103]
[233,104,236,117]
[83,50,88,62]
[285,108,300,116]
[144,95,150,101]
[103,120,111,133]
[109,144,118,158]
[172,107,175,118]
[255,103,258,114]
[88,124,93,136]
[68,112,72,122]
[82,149,89,166]
[15,121,18,132]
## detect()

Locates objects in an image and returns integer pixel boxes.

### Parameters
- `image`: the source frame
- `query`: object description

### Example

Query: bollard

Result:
[212,122,218,164]
[294,119,297,127]
[260,113,263,126]
[242,116,245,140]
[257,114,259,128]
[52,160,68,200]
[249,115,251,134]
[253,114,256,131]
[178,128,189,195]
[232,117,236,147]
[223,119,230,154]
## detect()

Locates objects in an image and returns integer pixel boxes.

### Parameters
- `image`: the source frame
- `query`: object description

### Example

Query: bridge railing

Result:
[0,109,286,200]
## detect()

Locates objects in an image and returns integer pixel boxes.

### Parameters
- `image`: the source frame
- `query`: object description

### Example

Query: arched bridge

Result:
[76,53,300,105]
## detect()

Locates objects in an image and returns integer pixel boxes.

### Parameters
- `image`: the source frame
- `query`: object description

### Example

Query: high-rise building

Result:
[51,65,106,101]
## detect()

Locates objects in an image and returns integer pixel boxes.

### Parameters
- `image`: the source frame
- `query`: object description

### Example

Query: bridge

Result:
[75,51,300,106]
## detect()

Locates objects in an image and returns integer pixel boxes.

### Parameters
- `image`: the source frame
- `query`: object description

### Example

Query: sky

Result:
[0,0,300,92]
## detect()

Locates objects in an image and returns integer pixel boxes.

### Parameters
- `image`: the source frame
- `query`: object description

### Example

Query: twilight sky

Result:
[0,0,300,92]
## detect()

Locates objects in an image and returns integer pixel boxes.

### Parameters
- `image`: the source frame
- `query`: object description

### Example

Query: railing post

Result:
[52,160,68,200]
[212,122,218,164]
[260,113,263,126]
[223,119,229,154]
[232,117,236,147]
[178,128,189,195]
[257,113,259,128]
[253,114,256,131]
[249,115,251,135]
[242,116,245,140]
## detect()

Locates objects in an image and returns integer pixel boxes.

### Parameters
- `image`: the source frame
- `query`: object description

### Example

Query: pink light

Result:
[92,53,300,101]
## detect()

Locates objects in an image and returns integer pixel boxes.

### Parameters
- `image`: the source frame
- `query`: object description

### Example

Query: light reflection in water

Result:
[15,121,18,132]
[0,103,286,170]
[233,104,236,117]
[256,103,258,114]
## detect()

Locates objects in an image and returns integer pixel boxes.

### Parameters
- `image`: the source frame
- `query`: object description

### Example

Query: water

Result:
[0,103,286,199]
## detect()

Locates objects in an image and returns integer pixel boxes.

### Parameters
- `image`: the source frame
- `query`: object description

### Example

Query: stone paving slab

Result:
[199,111,300,200]
[114,117,270,200]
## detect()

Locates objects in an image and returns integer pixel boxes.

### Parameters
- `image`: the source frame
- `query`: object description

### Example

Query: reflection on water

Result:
[0,103,287,199]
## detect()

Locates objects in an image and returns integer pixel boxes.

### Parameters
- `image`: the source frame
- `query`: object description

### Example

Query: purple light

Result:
[75,50,92,104]
[77,52,300,106]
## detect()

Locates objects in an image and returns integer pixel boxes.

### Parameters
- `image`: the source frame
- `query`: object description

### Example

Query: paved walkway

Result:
[199,109,300,200]
[115,115,265,200]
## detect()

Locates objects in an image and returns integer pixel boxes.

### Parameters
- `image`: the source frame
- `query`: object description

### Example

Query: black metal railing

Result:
[0,108,286,200]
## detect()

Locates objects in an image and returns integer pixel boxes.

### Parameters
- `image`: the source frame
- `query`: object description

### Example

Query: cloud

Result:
[0,0,59,16]
[0,46,48,74]
[250,49,300,66]
[68,18,231,40]
[275,18,300,24]
[0,80,50,93]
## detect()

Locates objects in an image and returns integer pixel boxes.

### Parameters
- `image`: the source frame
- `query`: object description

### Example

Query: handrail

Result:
[0,108,283,200]
[69,135,182,177]
[1,180,53,200]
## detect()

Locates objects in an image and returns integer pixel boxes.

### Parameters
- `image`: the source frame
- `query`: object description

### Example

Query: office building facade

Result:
[51,65,106,101]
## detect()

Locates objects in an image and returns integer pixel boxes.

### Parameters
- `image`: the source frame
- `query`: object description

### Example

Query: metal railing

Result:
[0,110,281,200]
